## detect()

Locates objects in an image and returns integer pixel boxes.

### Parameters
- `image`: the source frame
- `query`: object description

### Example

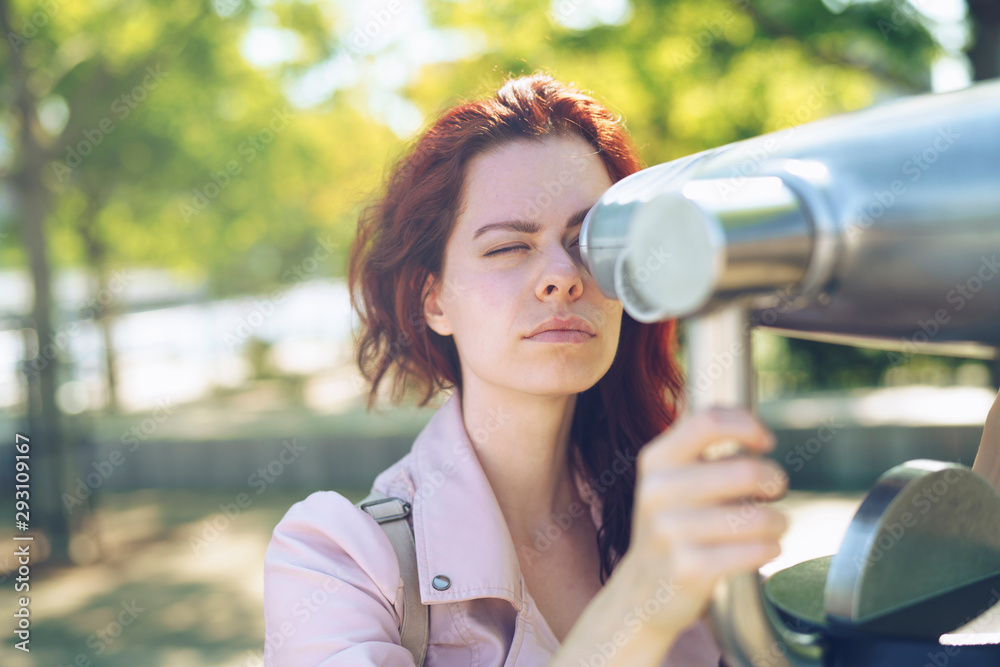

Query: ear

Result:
[422,273,453,336]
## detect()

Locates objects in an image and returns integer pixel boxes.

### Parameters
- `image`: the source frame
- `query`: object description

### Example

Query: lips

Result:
[524,315,597,338]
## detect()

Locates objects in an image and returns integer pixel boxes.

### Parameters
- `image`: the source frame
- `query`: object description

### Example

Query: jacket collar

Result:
[408,390,603,609]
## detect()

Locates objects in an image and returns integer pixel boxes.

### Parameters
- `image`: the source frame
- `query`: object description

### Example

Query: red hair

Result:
[348,73,684,582]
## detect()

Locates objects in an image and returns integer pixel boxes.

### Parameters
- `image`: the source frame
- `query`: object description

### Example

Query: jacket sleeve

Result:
[263,490,416,666]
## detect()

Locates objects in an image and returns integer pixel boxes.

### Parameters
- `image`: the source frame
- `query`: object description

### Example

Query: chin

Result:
[519,369,605,397]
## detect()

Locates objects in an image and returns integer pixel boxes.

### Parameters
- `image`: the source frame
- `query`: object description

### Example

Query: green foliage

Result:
[753,331,995,397]
[1,0,399,297]
[415,0,939,165]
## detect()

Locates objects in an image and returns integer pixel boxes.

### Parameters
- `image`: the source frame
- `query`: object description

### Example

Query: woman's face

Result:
[424,133,624,398]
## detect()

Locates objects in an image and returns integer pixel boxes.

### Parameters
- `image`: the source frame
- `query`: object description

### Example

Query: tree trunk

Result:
[98,304,120,413]
[967,0,1000,81]
[19,174,77,565]
[2,0,86,566]
[78,200,121,414]
[93,262,121,414]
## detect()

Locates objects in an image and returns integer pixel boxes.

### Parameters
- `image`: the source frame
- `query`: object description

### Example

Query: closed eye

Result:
[485,245,527,257]
[485,237,580,258]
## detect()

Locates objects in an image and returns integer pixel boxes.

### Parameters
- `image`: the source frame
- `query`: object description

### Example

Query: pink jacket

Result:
[263,391,723,665]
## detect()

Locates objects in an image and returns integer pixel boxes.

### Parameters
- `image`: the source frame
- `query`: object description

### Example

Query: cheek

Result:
[448,271,521,341]
[604,308,624,348]
[592,294,624,331]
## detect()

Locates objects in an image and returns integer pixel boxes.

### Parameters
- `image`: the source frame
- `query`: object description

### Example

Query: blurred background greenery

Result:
[0,0,998,664]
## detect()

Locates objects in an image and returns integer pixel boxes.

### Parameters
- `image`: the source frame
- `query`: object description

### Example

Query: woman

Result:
[262,72,791,666]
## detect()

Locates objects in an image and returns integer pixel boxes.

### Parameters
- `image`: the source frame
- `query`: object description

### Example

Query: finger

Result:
[638,458,788,508]
[676,540,783,586]
[639,408,775,471]
[653,505,789,546]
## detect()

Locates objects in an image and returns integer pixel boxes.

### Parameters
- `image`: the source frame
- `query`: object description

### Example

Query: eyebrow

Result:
[472,207,591,241]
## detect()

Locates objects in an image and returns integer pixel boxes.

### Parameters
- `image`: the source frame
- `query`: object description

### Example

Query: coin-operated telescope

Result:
[580,80,1000,666]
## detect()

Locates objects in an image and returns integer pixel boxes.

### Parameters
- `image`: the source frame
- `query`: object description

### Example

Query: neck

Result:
[458,385,581,546]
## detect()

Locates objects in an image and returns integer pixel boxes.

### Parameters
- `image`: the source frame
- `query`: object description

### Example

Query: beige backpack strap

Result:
[357,490,428,667]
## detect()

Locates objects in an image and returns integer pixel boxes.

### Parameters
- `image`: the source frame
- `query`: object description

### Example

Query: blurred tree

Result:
[0,0,398,564]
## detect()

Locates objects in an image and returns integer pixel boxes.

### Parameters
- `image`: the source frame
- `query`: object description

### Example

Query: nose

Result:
[535,244,584,300]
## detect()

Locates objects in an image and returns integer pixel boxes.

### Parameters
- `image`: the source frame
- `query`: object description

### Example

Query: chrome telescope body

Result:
[581,79,1000,357]
[580,80,1000,667]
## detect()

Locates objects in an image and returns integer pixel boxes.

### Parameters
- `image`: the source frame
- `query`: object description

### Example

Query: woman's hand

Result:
[615,406,790,638]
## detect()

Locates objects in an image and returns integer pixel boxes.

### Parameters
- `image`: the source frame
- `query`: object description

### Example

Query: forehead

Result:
[457,134,612,229]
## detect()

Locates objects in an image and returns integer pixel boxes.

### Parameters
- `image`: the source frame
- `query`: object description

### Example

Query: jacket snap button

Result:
[432,575,451,590]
